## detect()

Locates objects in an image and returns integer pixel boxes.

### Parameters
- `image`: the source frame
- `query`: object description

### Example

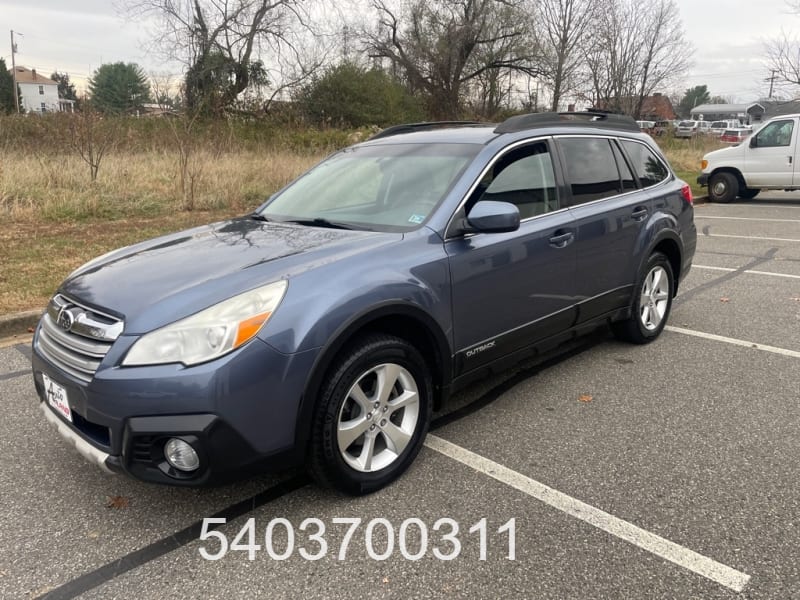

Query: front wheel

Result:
[612,252,674,344]
[708,172,738,203]
[308,335,432,495]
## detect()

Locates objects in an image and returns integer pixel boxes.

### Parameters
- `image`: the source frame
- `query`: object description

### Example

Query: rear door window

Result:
[620,140,669,188]
[558,137,625,205]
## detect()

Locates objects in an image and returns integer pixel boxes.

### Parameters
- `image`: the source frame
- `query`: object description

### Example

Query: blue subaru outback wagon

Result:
[32,112,696,495]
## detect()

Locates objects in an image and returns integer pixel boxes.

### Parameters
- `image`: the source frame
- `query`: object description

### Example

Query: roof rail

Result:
[369,121,485,140]
[495,111,640,134]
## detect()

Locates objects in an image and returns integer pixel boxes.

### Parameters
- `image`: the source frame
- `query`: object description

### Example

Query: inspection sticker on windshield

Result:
[408,214,425,224]
[42,373,72,422]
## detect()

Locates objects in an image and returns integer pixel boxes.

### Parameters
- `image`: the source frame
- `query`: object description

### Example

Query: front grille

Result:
[36,294,124,383]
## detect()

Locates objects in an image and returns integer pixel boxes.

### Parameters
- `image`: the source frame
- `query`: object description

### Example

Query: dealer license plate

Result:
[42,373,72,422]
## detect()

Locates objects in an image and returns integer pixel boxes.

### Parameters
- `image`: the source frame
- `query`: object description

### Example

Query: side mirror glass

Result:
[749,136,757,148]
[466,201,520,234]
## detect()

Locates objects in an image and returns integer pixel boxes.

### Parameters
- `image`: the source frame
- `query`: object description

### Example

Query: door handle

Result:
[631,207,649,221]
[548,231,574,248]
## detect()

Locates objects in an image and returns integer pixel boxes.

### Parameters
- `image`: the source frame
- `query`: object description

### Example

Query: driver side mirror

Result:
[466,201,520,234]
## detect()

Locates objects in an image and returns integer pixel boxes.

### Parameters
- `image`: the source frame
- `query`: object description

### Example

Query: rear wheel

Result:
[708,172,738,203]
[612,252,674,344]
[738,188,760,200]
[308,335,432,495]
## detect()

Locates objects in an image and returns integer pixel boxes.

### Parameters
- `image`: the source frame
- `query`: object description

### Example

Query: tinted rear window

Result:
[621,141,669,188]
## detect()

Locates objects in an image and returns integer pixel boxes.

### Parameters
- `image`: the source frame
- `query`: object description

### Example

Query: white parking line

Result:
[665,326,800,359]
[703,233,800,242]
[695,215,800,223]
[693,264,800,280]
[698,204,800,210]
[424,435,751,592]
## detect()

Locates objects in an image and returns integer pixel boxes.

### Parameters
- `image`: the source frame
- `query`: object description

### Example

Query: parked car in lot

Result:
[675,120,712,138]
[652,120,675,136]
[699,114,800,202]
[720,128,752,144]
[636,120,656,134]
[709,120,742,136]
[33,112,697,495]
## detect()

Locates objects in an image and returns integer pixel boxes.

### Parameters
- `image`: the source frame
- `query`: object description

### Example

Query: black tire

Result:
[738,188,760,200]
[612,252,674,344]
[708,172,738,203]
[307,335,432,495]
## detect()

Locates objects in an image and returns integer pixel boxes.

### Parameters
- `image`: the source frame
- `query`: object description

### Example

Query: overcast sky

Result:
[0,0,796,102]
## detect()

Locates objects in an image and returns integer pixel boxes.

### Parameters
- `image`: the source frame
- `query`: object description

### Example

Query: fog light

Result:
[164,438,200,472]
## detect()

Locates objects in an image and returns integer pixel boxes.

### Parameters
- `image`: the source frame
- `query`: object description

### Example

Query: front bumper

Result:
[697,173,709,187]
[32,328,319,485]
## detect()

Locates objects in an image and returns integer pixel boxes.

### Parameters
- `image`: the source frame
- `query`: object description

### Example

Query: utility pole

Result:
[10,30,22,114]
[766,69,778,99]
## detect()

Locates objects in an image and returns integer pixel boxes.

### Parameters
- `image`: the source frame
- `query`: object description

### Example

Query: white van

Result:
[698,114,798,202]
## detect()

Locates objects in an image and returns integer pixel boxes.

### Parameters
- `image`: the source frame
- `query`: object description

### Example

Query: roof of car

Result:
[364,112,642,146]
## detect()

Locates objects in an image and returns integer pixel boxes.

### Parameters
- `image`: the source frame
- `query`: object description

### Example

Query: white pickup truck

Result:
[698,114,799,202]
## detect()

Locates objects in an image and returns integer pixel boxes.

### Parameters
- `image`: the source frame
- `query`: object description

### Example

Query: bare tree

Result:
[363,0,541,119]
[538,0,593,111]
[765,30,800,89]
[67,104,119,182]
[581,0,691,119]
[123,0,321,114]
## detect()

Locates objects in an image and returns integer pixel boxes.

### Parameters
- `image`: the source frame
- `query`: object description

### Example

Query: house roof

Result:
[638,94,676,120]
[761,99,800,117]
[691,103,764,114]
[11,66,57,85]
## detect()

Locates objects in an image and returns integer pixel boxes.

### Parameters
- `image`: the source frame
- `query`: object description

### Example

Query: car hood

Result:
[61,217,401,333]
[704,144,744,164]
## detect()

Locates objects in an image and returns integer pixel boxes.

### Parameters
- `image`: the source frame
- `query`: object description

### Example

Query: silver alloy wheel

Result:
[336,363,420,473]
[639,265,670,331]
[712,180,728,197]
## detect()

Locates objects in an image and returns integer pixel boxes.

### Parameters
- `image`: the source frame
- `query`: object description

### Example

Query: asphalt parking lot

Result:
[1,193,799,599]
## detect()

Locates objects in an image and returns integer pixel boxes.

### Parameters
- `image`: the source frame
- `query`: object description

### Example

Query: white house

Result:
[11,66,73,114]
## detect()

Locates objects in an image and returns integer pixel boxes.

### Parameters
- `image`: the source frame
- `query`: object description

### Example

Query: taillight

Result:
[680,183,693,205]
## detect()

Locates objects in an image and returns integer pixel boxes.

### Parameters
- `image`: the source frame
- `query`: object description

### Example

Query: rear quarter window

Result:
[620,140,669,188]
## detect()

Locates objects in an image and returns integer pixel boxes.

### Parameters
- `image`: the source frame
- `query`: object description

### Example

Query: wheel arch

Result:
[643,231,683,295]
[709,166,746,191]
[294,302,452,453]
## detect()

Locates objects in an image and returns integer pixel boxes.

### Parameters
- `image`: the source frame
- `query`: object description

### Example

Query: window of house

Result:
[40,102,47,112]
[38,85,44,95]
[558,137,625,205]
[621,140,669,188]
[468,141,558,220]
[754,120,794,148]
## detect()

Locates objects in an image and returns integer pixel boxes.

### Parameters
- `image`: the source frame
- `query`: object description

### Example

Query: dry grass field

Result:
[0,115,724,315]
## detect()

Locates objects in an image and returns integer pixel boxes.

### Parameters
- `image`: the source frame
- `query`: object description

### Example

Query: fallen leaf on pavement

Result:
[720,297,730,303]
[578,394,593,403]
[106,495,129,509]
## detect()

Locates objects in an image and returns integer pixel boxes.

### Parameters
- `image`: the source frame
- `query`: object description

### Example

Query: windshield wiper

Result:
[249,213,273,222]
[279,218,358,230]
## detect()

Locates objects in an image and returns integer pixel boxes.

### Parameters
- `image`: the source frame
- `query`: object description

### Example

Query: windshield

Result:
[258,143,479,232]
[711,121,726,128]
[679,121,695,127]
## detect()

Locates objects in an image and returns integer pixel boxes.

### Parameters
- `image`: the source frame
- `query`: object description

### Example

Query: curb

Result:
[0,309,43,338]
[693,194,709,205]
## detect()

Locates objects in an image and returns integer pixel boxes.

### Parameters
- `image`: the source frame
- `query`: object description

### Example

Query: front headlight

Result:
[122,280,287,366]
